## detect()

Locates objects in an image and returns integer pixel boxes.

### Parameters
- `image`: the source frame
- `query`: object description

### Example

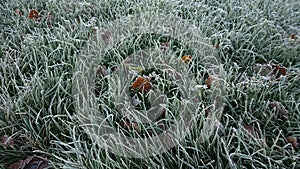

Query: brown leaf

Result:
[28,9,40,20]
[124,120,139,131]
[290,34,297,40]
[254,63,287,80]
[205,109,210,117]
[269,102,288,121]
[9,155,48,169]
[0,135,14,149]
[271,64,287,79]
[131,77,152,93]
[286,136,298,149]
[181,55,192,64]
[205,76,213,89]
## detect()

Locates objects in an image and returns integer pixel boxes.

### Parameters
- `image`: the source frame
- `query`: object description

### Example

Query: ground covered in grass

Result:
[0,0,300,168]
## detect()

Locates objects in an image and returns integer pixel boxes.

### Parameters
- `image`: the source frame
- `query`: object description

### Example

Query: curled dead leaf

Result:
[28,9,40,20]
[205,109,210,117]
[205,76,213,89]
[271,64,287,79]
[289,34,297,40]
[132,77,151,93]
[286,136,298,149]
[124,120,139,131]
[181,55,192,64]
[254,63,287,80]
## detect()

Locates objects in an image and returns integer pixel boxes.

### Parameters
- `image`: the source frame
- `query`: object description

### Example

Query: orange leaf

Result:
[132,77,151,93]
[28,9,39,20]
[205,76,213,89]
[181,55,192,64]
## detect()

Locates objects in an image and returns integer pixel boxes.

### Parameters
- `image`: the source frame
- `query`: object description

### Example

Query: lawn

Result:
[0,0,300,168]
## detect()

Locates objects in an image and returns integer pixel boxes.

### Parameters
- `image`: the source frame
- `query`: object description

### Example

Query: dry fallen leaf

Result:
[205,76,213,89]
[289,34,297,40]
[28,9,40,20]
[205,109,210,117]
[9,155,48,169]
[286,136,298,149]
[124,120,139,131]
[254,63,287,80]
[132,77,152,93]
[181,55,192,64]
[0,135,14,149]
[271,64,287,79]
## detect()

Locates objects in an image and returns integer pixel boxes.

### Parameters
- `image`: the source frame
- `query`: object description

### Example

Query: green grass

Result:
[0,0,300,168]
